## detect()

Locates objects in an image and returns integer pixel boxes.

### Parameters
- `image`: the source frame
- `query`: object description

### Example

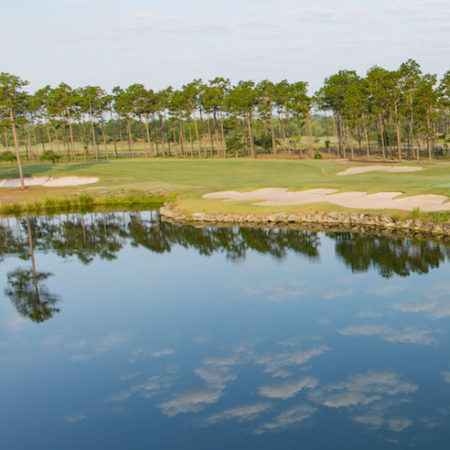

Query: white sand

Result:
[203,188,450,212]
[337,165,424,176]
[0,176,99,188]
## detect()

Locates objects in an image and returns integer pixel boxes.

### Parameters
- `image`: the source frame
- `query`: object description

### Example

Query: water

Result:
[0,212,449,450]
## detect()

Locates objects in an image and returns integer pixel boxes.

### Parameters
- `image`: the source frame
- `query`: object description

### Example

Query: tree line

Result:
[0,59,449,183]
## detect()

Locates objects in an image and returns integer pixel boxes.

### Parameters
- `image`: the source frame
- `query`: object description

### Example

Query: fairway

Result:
[0,159,449,214]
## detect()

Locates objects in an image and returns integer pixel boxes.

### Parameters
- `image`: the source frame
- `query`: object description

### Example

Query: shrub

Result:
[0,151,15,162]
[39,150,61,163]
[254,134,276,152]
[225,136,244,152]
[313,151,322,159]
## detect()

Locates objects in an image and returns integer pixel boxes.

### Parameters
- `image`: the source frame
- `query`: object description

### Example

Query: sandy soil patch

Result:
[203,188,450,212]
[337,166,424,176]
[0,176,99,188]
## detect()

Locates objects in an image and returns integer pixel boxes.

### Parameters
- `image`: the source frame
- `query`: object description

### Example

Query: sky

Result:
[1,0,449,93]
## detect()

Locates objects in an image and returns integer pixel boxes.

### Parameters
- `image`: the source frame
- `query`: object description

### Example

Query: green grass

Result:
[0,159,449,217]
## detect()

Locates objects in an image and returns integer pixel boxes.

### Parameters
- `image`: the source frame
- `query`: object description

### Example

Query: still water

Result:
[0,211,449,450]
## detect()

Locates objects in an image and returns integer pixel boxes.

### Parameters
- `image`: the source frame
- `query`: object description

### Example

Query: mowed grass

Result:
[0,159,449,213]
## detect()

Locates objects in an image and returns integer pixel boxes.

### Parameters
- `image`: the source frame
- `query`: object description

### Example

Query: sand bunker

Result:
[0,176,99,188]
[337,165,424,176]
[203,188,450,212]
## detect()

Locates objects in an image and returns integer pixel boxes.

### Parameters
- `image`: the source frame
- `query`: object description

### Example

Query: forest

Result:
[0,59,449,171]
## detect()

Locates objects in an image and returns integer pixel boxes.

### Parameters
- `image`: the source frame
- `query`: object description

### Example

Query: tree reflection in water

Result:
[5,216,60,323]
[1,211,448,322]
[329,232,450,278]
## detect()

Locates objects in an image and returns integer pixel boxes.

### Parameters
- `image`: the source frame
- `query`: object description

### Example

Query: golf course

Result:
[0,159,449,219]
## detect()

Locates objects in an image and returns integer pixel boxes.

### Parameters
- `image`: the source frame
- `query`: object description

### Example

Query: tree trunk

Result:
[144,116,153,157]
[10,108,25,188]
[278,112,286,154]
[394,103,402,161]
[192,110,201,158]
[378,113,386,160]
[101,121,109,160]
[206,115,214,157]
[4,131,9,150]
[347,125,354,159]
[45,121,53,151]
[188,124,194,158]
[159,116,165,157]
[25,216,42,304]
[89,102,98,160]
[270,113,277,157]
[247,114,255,159]
[178,120,185,156]
[305,112,314,158]
[357,125,362,154]
[126,119,134,157]
[335,114,342,157]
[66,111,77,161]
[340,118,347,159]
[297,122,303,158]
[284,108,291,155]
[220,114,226,157]
[426,107,432,162]
[26,126,34,162]
[78,119,88,162]
[362,117,370,158]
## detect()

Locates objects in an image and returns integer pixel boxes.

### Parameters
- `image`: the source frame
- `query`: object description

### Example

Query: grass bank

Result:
[0,159,449,221]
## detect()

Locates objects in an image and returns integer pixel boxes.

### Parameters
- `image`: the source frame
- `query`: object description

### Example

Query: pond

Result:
[0,211,449,450]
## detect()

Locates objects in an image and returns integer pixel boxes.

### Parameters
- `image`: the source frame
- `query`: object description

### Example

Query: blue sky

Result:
[2,0,449,92]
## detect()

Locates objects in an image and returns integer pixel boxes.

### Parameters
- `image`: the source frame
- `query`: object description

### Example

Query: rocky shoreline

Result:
[160,205,450,241]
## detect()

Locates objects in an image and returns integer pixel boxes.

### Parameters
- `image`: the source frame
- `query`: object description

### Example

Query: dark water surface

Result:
[1,212,449,450]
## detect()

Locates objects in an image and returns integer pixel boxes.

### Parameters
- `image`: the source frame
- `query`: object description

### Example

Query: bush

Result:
[254,134,276,152]
[39,150,61,163]
[313,151,322,159]
[225,136,244,153]
[0,151,15,162]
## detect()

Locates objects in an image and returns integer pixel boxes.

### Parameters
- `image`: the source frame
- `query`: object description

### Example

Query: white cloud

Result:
[195,356,237,390]
[40,334,64,350]
[393,300,436,313]
[105,376,171,403]
[369,285,407,297]
[443,371,450,384]
[152,348,175,358]
[339,324,435,345]
[353,402,413,433]
[256,345,329,378]
[255,405,317,434]
[231,280,308,303]
[195,366,236,390]
[310,372,418,409]
[64,414,86,423]
[324,288,355,300]
[97,333,129,352]
[124,11,230,36]
[159,389,222,417]
[388,417,412,432]
[258,377,317,400]
[389,0,450,23]
[206,402,272,424]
